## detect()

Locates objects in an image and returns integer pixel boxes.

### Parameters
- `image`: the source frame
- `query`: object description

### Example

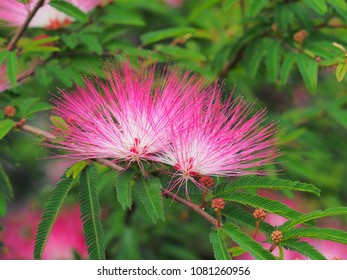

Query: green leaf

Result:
[226,176,320,196]
[66,161,88,179]
[0,163,13,199]
[222,0,236,11]
[266,40,281,82]
[246,38,271,78]
[0,119,15,140]
[284,227,347,244]
[50,115,68,130]
[228,246,247,257]
[23,46,60,53]
[249,0,269,17]
[155,44,206,63]
[336,62,347,82]
[220,192,310,222]
[22,36,60,53]
[281,207,347,232]
[304,0,328,15]
[115,170,136,210]
[280,52,297,85]
[297,54,318,93]
[19,97,39,116]
[61,33,79,49]
[34,174,75,259]
[101,8,145,26]
[6,51,17,88]
[25,102,52,117]
[222,204,274,233]
[282,239,326,260]
[327,0,347,11]
[209,230,231,260]
[222,222,276,260]
[78,164,105,260]
[79,34,103,55]
[49,0,88,22]
[0,193,7,217]
[0,50,9,65]
[141,27,196,45]
[135,176,165,223]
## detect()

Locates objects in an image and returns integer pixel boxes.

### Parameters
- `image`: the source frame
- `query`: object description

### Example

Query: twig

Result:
[7,0,46,51]
[18,123,220,227]
[21,124,55,139]
[163,190,219,227]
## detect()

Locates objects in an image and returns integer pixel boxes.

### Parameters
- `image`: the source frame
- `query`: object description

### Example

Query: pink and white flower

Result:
[50,61,199,171]
[0,0,100,29]
[155,89,279,196]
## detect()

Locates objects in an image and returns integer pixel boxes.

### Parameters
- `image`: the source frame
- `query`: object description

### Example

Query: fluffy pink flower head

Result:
[0,0,100,29]
[155,87,279,196]
[50,60,202,172]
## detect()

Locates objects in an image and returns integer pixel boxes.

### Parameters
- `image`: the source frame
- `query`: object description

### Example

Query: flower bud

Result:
[253,208,266,220]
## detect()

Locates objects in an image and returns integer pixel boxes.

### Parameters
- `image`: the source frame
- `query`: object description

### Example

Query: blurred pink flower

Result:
[0,204,87,260]
[0,0,100,29]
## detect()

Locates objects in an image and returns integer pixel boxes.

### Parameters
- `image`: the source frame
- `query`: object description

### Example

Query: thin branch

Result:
[17,123,220,228]
[20,124,55,139]
[7,0,46,51]
[163,190,219,227]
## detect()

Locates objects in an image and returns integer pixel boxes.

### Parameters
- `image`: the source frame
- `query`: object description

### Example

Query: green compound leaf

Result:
[304,0,327,15]
[34,174,75,259]
[220,192,312,224]
[78,164,105,260]
[281,207,347,232]
[282,239,326,260]
[0,119,15,140]
[222,222,276,260]
[227,176,320,197]
[222,204,274,233]
[284,227,347,244]
[135,176,165,223]
[297,54,318,93]
[49,0,88,22]
[266,40,281,82]
[209,230,231,260]
[115,170,136,210]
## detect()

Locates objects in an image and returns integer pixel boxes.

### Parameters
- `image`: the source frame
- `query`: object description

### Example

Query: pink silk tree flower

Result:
[0,0,100,29]
[155,88,279,197]
[49,61,202,172]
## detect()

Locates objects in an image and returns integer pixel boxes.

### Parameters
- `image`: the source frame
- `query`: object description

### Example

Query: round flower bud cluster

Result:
[199,176,214,188]
[253,208,266,220]
[271,230,283,244]
[4,105,16,117]
[211,198,225,212]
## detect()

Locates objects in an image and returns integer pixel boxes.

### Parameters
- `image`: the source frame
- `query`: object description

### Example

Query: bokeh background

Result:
[0,0,347,259]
